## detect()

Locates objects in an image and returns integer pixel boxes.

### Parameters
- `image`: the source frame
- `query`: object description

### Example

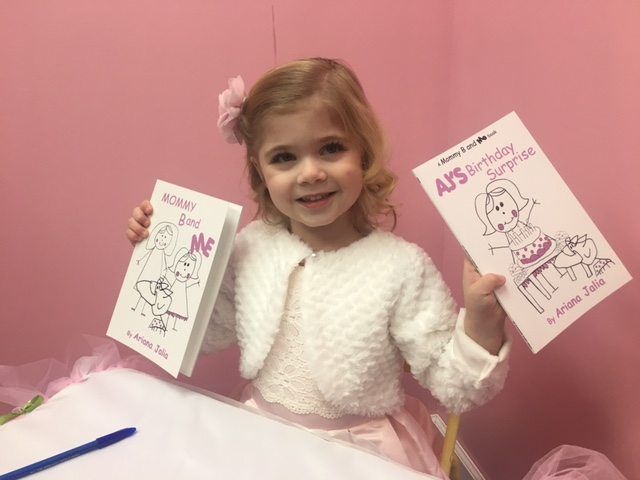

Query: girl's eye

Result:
[271,152,295,164]
[321,141,346,155]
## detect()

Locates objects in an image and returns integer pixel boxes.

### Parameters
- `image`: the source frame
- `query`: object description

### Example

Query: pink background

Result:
[1,1,638,478]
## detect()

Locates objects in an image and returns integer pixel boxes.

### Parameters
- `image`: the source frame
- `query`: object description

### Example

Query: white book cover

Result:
[108,179,242,376]
[413,112,632,353]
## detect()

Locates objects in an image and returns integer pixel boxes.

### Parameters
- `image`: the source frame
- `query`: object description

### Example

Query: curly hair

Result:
[235,58,397,233]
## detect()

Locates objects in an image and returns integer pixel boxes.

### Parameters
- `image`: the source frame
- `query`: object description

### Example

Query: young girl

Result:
[126,58,510,478]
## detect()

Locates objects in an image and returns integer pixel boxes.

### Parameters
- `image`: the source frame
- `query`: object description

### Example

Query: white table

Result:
[0,369,434,479]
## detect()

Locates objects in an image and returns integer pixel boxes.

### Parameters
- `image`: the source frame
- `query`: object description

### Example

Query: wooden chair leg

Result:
[450,453,462,480]
[440,413,460,477]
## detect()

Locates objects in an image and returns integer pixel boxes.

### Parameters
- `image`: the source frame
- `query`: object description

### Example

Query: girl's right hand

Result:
[126,200,153,245]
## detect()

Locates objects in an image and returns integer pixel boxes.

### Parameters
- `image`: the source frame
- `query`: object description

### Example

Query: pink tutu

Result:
[523,445,627,480]
[240,383,447,478]
[0,335,165,413]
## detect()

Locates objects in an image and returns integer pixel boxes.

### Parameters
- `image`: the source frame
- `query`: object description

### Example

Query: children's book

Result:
[108,180,242,376]
[413,112,632,353]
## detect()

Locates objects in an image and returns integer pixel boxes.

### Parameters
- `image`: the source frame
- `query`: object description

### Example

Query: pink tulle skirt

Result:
[522,445,628,480]
[240,383,448,479]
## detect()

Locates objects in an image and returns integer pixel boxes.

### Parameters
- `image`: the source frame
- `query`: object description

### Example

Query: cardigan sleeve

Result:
[200,257,237,354]
[389,247,510,414]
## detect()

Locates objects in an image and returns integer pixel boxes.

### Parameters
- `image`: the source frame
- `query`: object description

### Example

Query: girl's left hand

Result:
[462,257,507,355]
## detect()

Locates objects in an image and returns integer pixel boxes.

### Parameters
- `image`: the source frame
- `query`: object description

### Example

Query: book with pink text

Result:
[108,180,242,376]
[413,112,632,353]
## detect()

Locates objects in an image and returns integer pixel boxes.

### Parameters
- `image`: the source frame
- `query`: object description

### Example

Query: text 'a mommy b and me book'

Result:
[413,112,631,353]
[108,180,242,376]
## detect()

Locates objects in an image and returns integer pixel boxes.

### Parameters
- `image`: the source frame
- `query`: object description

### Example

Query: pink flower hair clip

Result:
[217,75,247,144]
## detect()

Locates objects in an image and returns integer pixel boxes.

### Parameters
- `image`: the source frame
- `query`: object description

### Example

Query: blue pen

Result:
[0,427,137,480]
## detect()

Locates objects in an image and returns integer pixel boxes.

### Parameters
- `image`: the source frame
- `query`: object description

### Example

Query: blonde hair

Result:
[236,58,397,233]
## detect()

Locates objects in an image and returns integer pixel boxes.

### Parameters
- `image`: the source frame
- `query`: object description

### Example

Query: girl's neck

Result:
[289,217,365,253]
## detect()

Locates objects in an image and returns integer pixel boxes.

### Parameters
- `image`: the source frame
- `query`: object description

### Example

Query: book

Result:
[108,180,242,376]
[413,112,632,353]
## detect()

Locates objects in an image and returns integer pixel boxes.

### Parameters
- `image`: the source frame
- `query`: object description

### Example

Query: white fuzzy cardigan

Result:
[202,221,509,415]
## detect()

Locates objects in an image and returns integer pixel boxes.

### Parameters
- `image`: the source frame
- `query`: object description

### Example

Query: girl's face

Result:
[486,191,519,232]
[255,96,364,239]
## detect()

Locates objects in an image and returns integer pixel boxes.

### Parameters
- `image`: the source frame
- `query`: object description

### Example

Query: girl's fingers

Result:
[126,227,147,245]
[127,217,149,240]
[126,201,152,245]
[125,201,153,245]
[132,206,151,228]
[463,258,505,294]
[126,228,140,245]
[140,200,153,216]
[475,273,506,295]
[462,258,482,293]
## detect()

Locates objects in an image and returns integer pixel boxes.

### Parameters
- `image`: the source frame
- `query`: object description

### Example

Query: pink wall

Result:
[1,1,638,478]
[439,3,640,479]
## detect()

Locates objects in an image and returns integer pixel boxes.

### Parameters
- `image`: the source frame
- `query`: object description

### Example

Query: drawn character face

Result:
[154,230,172,250]
[486,191,519,233]
[174,255,195,281]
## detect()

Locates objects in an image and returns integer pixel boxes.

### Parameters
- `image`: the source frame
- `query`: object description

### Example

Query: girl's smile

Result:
[296,191,336,209]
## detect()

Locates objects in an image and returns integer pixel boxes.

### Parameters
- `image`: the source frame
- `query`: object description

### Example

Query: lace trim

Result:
[253,266,344,419]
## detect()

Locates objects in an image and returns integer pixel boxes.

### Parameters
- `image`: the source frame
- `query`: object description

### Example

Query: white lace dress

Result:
[240,265,446,477]
[252,266,345,419]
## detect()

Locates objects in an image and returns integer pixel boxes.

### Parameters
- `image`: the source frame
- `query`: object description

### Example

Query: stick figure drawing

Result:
[139,276,174,336]
[131,222,178,315]
[475,179,562,312]
[554,234,614,280]
[138,247,202,335]
[475,180,615,314]
[164,248,202,332]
